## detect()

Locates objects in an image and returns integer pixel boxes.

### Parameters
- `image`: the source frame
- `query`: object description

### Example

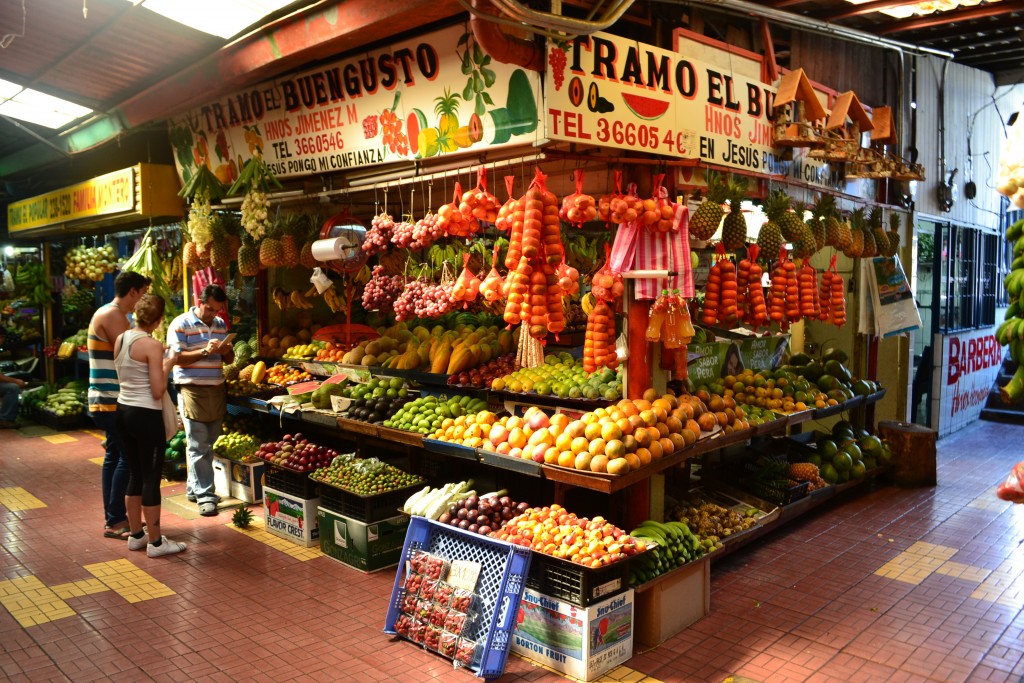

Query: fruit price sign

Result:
[545,33,777,173]
[168,25,541,184]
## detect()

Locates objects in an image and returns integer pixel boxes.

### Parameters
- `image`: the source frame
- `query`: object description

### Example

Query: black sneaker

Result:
[186,493,197,503]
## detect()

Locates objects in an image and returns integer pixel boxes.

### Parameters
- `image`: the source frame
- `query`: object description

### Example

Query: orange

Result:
[639,410,658,427]
[555,432,573,452]
[655,422,670,439]
[628,414,646,432]
[588,438,607,456]
[621,434,638,454]
[584,422,603,441]
[665,416,683,434]
[607,457,630,475]
[550,413,570,429]
[652,406,668,423]
[635,448,652,466]
[615,417,634,436]
[659,436,675,455]
[634,427,652,448]
[624,453,641,471]
[648,440,664,460]
[681,428,698,446]
[605,439,625,459]
[574,452,593,470]
[567,420,587,438]
[570,436,590,455]
[543,446,559,464]
[589,455,609,473]
[557,451,576,468]
[633,399,652,412]
[668,433,686,451]
[600,421,623,441]
[618,401,639,418]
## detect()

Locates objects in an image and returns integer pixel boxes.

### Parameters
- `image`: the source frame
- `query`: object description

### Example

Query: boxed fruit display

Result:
[633,556,709,648]
[263,486,320,547]
[317,507,409,572]
[511,587,635,682]
[213,456,264,504]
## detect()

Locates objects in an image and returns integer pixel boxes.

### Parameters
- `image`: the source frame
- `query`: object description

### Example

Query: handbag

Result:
[162,392,180,441]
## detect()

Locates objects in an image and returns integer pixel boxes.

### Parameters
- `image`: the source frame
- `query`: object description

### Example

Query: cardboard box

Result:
[263,486,319,547]
[317,507,409,573]
[213,456,264,504]
[633,556,710,648]
[511,588,634,681]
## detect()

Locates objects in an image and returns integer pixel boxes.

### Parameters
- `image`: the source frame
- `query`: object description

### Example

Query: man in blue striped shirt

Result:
[167,285,234,516]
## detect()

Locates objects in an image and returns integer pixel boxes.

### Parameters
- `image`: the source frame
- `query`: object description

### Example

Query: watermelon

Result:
[407,109,428,156]
[621,93,670,121]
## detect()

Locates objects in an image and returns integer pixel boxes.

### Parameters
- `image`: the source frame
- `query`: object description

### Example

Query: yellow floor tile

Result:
[88,456,105,465]
[84,430,105,440]
[0,487,46,510]
[226,517,322,561]
[0,575,75,627]
[874,552,946,585]
[84,559,175,603]
[51,578,110,600]
[512,657,661,683]
[42,433,77,444]
[936,561,991,583]
[904,541,958,561]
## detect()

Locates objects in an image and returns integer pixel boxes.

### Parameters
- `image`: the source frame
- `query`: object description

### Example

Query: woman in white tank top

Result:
[114,294,186,558]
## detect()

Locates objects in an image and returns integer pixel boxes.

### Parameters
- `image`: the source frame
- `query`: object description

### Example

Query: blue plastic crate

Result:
[384,516,532,679]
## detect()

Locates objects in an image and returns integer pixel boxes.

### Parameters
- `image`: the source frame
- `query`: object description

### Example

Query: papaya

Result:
[430,340,452,374]
[251,361,267,384]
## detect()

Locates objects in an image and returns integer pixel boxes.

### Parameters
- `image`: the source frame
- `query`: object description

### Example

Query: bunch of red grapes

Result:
[362,212,395,256]
[548,48,567,91]
[394,278,455,321]
[390,220,417,249]
[362,265,406,314]
[411,213,443,250]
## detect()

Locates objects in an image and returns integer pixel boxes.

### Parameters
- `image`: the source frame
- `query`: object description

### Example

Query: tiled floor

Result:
[1,419,1022,682]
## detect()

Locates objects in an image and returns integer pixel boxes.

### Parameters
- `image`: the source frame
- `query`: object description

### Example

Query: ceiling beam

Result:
[912,20,1023,45]
[878,1,1024,35]
[767,0,814,7]
[958,45,1024,65]
[828,0,918,21]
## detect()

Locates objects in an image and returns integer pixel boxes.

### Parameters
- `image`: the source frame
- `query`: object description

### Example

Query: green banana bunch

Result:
[627,520,706,587]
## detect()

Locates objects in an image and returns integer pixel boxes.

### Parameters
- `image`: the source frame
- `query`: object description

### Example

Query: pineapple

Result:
[720,179,748,250]
[806,203,825,252]
[226,233,242,261]
[887,213,902,256]
[231,506,254,529]
[238,364,255,382]
[209,240,230,270]
[689,171,728,240]
[862,213,878,258]
[776,192,803,242]
[836,212,853,252]
[816,195,841,247]
[757,191,787,262]
[183,241,201,269]
[238,238,260,276]
[300,241,317,269]
[224,363,241,381]
[787,463,821,481]
[280,235,299,267]
[260,236,284,267]
[869,207,889,257]
[792,221,817,260]
[846,209,866,258]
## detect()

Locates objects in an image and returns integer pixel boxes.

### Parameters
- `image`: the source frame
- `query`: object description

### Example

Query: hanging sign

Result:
[168,25,542,184]
[545,33,776,172]
[7,168,135,233]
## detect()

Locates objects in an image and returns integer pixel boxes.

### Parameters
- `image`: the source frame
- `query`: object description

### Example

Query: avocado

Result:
[823,359,852,384]
[817,374,838,392]
[822,347,849,364]
[789,352,812,366]
[801,361,824,382]
[851,379,872,396]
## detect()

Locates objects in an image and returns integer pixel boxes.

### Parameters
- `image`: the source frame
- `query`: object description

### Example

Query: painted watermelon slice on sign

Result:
[621,93,670,121]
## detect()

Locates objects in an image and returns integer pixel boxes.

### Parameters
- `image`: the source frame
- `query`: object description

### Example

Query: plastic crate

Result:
[743,479,810,506]
[34,409,90,432]
[162,459,187,481]
[384,517,532,679]
[264,464,319,499]
[317,479,423,523]
[525,552,631,607]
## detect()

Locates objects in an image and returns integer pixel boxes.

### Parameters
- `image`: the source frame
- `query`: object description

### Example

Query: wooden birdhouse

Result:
[771,69,828,148]
[811,91,873,163]
[868,106,926,181]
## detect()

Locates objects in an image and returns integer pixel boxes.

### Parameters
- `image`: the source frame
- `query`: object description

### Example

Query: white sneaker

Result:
[127,533,148,551]
[147,536,187,557]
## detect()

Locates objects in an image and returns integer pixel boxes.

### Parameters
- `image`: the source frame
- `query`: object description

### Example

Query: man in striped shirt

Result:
[167,285,234,517]
[88,271,151,540]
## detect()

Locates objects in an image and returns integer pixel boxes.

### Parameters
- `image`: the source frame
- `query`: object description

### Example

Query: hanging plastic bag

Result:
[997,461,1024,503]
[438,182,473,237]
[650,174,683,233]
[460,168,500,224]
[598,171,639,225]
[495,175,517,233]
[452,253,482,308]
[560,169,598,227]
[556,251,579,296]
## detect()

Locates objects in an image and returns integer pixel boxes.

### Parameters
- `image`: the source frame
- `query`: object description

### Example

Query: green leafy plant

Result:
[457,32,496,117]
[232,506,254,529]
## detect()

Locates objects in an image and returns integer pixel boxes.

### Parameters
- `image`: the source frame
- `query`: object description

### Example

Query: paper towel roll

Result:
[311,238,343,262]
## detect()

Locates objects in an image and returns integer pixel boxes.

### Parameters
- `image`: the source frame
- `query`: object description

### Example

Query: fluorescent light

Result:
[130,0,297,39]
[0,79,93,129]
[844,0,999,19]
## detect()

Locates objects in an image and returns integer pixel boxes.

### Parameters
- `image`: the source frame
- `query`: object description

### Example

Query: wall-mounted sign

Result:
[7,168,135,233]
[545,33,776,172]
[168,25,542,184]
[934,327,1002,437]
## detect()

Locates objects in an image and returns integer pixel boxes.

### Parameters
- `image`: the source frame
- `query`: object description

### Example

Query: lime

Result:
[820,463,839,484]
[842,442,862,462]
[850,460,866,479]
[817,439,838,459]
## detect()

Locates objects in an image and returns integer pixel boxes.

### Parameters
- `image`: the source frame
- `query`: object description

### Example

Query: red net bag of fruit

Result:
[556,248,579,295]
[598,171,638,226]
[460,167,500,224]
[591,244,624,302]
[495,175,516,233]
[480,243,505,304]
[452,253,481,308]
[438,182,474,237]
[560,169,597,227]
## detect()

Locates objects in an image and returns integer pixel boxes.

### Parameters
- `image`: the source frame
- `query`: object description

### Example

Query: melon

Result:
[407,109,428,156]
[481,108,513,145]
[621,93,670,121]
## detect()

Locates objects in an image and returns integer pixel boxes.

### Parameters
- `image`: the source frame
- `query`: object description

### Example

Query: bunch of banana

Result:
[628,520,706,587]
[323,284,346,313]
[580,292,597,315]
[564,234,599,275]
[271,287,314,310]
[15,262,52,306]
[998,217,1024,403]
[379,250,407,277]
[425,243,463,278]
